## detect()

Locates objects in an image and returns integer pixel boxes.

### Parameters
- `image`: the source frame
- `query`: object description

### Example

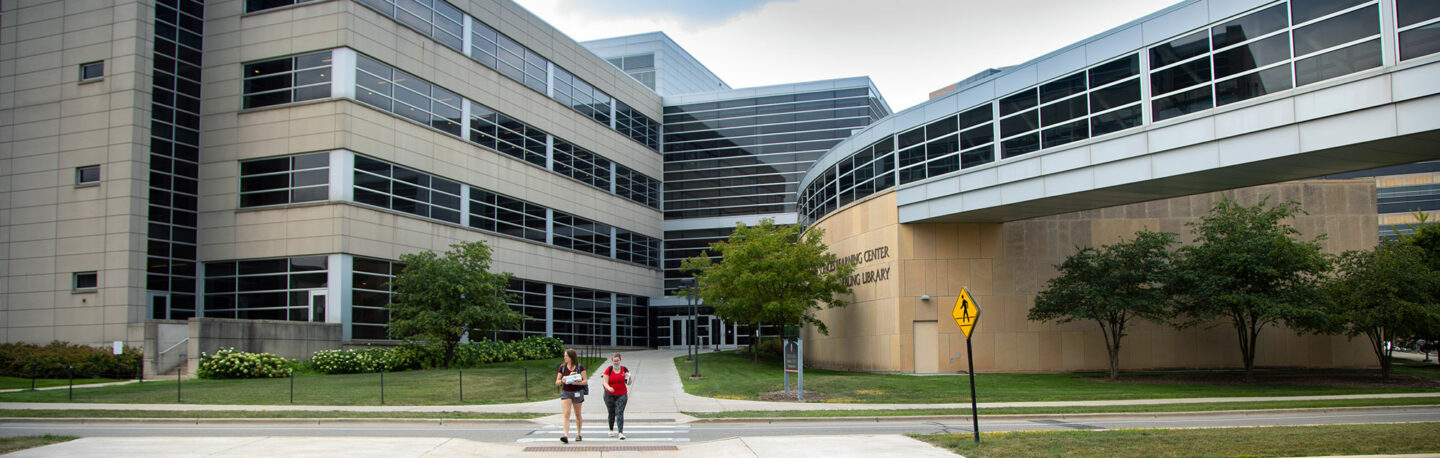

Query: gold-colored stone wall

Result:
[806,180,1379,373]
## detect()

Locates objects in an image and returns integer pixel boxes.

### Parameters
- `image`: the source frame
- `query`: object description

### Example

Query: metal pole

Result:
[524,367,529,400]
[31,377,36,391]
[459,369,464,403]
[797,339,803,402]
[691,279,700,379]
[967,336,980,444]
[177,365,182,403]
[68,366,73,400]
[290,369,295,404]
[380,368,385,405]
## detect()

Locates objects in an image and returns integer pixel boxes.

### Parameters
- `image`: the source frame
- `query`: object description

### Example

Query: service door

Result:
[913,321,938,373]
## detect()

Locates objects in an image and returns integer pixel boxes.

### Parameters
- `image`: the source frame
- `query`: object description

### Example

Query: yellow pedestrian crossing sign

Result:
[952,287,980,339]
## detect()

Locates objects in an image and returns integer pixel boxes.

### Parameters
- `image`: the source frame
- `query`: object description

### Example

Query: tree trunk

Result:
[443,339,458,368]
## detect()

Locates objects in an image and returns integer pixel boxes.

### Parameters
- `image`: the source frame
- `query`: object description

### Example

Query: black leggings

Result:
[604,392,628,432]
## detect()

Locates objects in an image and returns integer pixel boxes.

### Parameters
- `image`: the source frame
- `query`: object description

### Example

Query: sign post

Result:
[784,338,803,401]
[951,287,982,443]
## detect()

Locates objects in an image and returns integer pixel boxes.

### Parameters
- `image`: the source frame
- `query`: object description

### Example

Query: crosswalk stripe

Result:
[515,438,690,443]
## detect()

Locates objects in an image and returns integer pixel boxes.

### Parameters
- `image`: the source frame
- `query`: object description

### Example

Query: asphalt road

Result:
[5,407,1438,444]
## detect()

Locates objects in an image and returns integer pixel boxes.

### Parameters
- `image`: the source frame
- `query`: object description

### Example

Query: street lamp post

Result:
[689,277,701,379]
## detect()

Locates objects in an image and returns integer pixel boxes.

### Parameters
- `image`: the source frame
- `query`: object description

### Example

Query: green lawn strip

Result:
[678,351,1440,404]
[912,422,1440,457]
[0,435,77,454]
[686,396,1440,418]
[0,409,541,420]
[0,377,123,390]
[0,358,576,406]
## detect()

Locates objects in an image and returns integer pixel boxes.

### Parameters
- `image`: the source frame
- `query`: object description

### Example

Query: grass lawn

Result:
[687,396,1440,418]
[0,435,77,454]
[0,377,123,391]
[913,422,1440,457]
[0,409,542,419]
[678,351,1440,404]
[0,357,602,406]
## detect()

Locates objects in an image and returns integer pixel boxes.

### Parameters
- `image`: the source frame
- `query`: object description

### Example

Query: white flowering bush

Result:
[308,348,395,374]
[197,348,292,379]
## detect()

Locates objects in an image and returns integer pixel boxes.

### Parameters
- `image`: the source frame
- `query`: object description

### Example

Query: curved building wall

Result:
[804,180,1378,373]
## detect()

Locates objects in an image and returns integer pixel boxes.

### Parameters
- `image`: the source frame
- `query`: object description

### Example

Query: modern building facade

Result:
[3,0,1438,374]
[2,0,667,357]
[797,0,1440,372]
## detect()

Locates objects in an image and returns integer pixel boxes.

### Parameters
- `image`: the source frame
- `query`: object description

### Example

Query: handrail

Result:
[158,337,189,356]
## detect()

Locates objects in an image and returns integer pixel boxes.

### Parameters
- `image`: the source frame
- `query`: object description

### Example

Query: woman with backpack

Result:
[554,348,587,443]
[601,352,632,439]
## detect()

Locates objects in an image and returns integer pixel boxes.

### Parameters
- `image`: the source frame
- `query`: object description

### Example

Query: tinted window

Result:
[1294,39,1382,85]
[1398,0,1440,28]
[1292,5,1379,56]
[1212,4,1289,49]
[1089,79,1141,113]
[1213,33,1291,78]
[1400,23,1440,61]
[1153,86,1213,121]
[1150,30,1209,68]
[1216,65,1293,106]
[1292,0,1367,24]
[1089,54,1139,88]
[1151,58,1211,95]
[1040,72,1086,104]
[999,89,1037,116]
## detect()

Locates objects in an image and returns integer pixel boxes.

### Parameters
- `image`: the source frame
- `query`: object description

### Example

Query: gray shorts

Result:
[560,389,585,403]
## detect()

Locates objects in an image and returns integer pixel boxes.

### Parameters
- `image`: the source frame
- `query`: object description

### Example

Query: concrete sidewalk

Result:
[3,435,959,457]
[5,348,1439,415]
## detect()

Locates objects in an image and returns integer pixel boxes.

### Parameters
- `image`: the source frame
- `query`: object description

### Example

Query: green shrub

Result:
[0,341,142,379]
[309,348,396,374]
[196,348,292,379]
[515,336,564,360]
[387,343,444,370]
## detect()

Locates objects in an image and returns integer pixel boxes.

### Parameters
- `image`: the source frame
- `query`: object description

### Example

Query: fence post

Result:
[380,368,385,405]
[289,369,295,404]
[176,365,182,403]
[67,366,74,401]
[524,366,529,400]
[459,369,464,403]
[31,377,36,391]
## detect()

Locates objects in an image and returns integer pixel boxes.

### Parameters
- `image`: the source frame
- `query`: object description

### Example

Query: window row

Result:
[799,0,1432,224]
[203,256,328,322]
[240,50,661,210]
[350,0,661,151]
[351,257,649,344]
[239,152,329,207]
[146,0,205,322]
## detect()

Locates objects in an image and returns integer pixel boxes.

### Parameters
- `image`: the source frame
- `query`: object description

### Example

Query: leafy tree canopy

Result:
[1030,230,1176,379]
[679,219,854,361]
[387,241,524,367]
[1169,196,1331,381]
[1322,240,1440,377]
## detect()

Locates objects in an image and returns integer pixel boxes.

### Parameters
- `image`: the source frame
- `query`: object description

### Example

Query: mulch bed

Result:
[759,390,827,402]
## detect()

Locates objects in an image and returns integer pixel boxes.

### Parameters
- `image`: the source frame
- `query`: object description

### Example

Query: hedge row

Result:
[0,342,142,379]
[197,348,294,379]
[310,336,564,374]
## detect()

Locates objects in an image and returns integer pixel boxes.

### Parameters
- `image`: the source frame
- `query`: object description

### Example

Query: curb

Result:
[686,405,1440,424]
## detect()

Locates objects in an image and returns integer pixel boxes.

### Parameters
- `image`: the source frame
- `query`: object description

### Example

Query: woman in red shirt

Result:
[601,353,632,439]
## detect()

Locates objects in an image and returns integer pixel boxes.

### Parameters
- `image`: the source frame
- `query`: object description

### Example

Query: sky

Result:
[513,0,1183,112]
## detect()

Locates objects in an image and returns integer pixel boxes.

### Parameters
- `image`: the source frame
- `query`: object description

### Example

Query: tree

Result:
[387,241,524,367]
[1397,211,1440,364]
[679,218,854,362]
[1169,196,1331,382]
[1029,230,1177,380]
[1322,241,1440,378]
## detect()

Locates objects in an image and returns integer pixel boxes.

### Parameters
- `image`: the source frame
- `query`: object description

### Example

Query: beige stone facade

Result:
[805,180,1378,373]
[2,0,665,349]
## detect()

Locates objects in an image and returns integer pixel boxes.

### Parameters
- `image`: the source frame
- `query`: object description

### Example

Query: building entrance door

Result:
[309,290,327,322]
[147,292,170,320]
[669,316,688,349]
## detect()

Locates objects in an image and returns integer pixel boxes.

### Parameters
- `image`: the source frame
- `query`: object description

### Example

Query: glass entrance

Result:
[148,292,170,320]
[309,290,327,322]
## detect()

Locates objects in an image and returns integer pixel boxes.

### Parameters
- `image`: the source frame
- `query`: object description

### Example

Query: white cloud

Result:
[516,0,1182,111]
